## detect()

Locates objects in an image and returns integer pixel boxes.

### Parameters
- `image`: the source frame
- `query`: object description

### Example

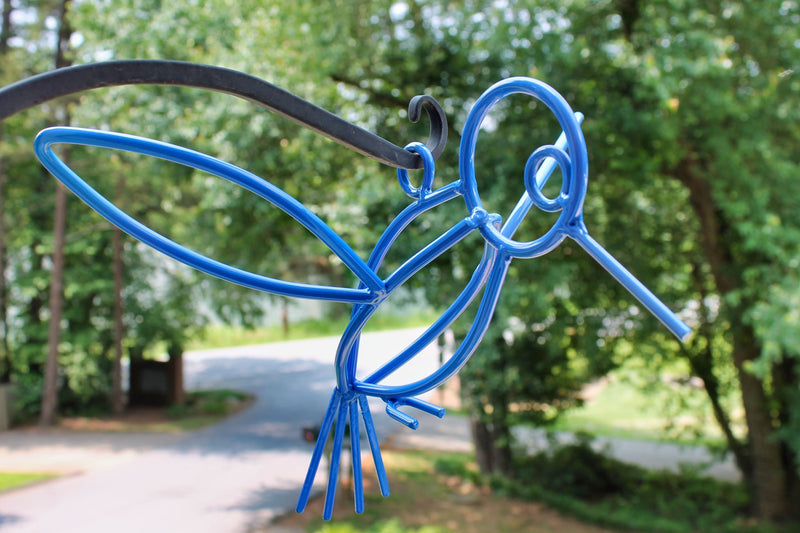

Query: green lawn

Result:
[273,449,614,533]
[274,447,791,533]
[188,310,439,351]
[0,472,54,493]
[550,377,730,446]
[553,379,673,438]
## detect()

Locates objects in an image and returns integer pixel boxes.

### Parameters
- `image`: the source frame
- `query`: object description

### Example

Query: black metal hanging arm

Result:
[0,60,447,170]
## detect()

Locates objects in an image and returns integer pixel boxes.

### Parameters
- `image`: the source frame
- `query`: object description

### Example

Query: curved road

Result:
[0,328,442,533]
[0,327,740,532]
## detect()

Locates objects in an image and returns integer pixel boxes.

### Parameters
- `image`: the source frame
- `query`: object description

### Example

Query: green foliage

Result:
[515,433,634,500]
[11,372,44,423]
[499,436,757,533]
[2,0,799,516]
[57,347,112,415]
[285,0,799,513]
[460,316,593,428]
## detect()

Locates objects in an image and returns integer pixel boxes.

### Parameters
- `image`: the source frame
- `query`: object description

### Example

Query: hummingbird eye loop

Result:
[524,144,573,214]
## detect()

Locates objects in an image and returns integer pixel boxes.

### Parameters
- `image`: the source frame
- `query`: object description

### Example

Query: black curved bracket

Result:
[407,95,448,161]
[0,60,448,170]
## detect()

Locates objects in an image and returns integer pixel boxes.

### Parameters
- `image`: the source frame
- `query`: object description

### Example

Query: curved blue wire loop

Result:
[33,76,691,520]
[34,128,382,302]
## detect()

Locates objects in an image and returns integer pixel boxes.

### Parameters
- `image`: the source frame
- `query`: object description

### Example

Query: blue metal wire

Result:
[33,76,691,520]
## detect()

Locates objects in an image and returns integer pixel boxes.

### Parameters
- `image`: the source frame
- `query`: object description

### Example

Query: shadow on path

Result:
[0,329,434,533]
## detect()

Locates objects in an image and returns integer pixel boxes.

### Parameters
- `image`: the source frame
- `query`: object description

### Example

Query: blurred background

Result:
[0,1,798,532]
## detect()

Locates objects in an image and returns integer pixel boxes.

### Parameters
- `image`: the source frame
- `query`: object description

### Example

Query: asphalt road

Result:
[0,326,741,532]
[0,328,442,533]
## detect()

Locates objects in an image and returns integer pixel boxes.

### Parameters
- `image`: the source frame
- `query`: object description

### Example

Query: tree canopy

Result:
[0,0,798,521]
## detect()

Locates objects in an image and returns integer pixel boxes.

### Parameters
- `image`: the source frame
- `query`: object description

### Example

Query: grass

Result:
[167,388,251,418]
[187,310,440,351]
[0,472,55,493]
[550,379,681,440]
[548,377,730,448]
[308,520,447,533]
[144,388,253,432]
[273,448,614,533]
[277,446,798,533]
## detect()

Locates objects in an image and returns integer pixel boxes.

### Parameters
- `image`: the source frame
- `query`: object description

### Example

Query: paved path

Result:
[0,327,741,532]
[511,427,740,482]
[389,417,740,482]
[0,328,441,533]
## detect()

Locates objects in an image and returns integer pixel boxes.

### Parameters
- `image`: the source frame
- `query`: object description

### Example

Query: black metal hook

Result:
[0,60,447,169]
[407,94,448,162]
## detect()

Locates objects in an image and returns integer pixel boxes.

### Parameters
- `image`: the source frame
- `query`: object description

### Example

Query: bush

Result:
[168,389,250,419]
[500,434,757,533]
[11,372,43,424]
[513,433,636,500]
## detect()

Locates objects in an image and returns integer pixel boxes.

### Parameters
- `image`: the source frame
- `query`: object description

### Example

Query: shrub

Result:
[513,433,637,500]
[503,433,757,532]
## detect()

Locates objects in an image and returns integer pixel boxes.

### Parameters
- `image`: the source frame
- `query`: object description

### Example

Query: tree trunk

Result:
[0,124,8,384]
[471,417,495,475]
[685,260,750,475]
[40,179,67,426]
[680,164,789,519]
[167,343,184,406]
[490,400,513,476]
[281,297,289,336]
[0,0,9,54]
[111,226,124,415]
[731,324,788,520]
[470,412,513,477]
[39,0,73,427]
[1,0,11,56]
[466,338,515,477]
[0,0,14,384]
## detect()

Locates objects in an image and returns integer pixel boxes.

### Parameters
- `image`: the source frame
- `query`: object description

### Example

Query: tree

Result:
[0,0,14,384]
[40,0,74,426]
[4,0,796,519]
[71,0,358,324]
[269,0,800,520]
[581,1,799,518]
[2,0,216,419]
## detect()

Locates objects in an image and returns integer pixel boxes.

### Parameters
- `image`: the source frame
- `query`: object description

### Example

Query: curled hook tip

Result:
[407,94,437,122]
[407,94,448,161]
